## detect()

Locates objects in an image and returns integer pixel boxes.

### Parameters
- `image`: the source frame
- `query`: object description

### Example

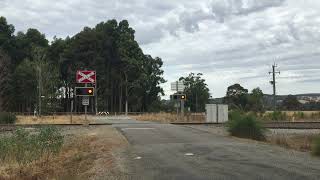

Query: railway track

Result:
[172,121,320,129]
[262,121,320,129]
[1,121,320,132]
[0,123,111,132]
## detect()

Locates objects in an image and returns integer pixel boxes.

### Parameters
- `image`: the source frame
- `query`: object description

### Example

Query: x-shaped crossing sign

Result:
[76,70,96,83]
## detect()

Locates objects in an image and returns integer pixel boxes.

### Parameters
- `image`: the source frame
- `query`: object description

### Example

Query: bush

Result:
[0,126,64,165]
[227,111,266,141]
[0,112,16,124]
[312,136,320,156]
[228,110,244,121]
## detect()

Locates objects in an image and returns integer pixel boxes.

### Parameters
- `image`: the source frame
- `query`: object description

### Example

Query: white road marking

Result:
[184,153,194,156]
[122,128,155,130]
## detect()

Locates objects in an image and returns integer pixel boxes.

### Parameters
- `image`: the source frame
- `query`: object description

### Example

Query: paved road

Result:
[109,118,320,180]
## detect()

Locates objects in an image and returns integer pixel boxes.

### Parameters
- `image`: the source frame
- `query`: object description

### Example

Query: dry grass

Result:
[130,112,205,123]
[264,111,320,121]
[267,133,317,152]
[0,126,128,179]
[16,115,95,124]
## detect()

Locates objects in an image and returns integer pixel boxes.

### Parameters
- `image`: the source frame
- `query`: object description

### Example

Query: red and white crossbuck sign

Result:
[76,70,96,83]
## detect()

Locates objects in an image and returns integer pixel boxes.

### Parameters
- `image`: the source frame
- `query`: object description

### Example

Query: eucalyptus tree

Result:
[180,73,210,112]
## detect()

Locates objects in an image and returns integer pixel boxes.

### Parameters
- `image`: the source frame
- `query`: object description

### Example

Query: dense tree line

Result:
[0,17,165,113]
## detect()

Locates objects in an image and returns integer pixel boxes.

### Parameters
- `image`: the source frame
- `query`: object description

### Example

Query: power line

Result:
[269,63,280,112]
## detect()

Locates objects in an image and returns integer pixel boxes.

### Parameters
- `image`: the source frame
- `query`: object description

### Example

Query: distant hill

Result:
[264,93,320,97]
[264,93,320,102]
[294,93,320,97]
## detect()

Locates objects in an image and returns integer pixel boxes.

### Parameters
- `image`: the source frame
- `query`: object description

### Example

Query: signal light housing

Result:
[170,94,186,100]
[75,87,95,96]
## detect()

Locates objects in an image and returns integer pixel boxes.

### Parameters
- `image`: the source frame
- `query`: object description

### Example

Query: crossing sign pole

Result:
[171,81,186,119]
[84,83,88,124]
[76,70,96,125]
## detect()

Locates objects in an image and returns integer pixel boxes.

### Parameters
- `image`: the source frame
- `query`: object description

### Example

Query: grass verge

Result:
[267,133,317,152]
[0,126,127,179]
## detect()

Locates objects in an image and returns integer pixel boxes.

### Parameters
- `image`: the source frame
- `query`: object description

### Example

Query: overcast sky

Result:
[1,0,320,98]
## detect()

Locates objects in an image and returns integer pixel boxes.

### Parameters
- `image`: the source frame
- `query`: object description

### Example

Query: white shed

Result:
[205,104,228,123]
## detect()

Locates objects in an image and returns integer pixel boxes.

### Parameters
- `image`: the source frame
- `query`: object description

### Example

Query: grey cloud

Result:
[179,10,214,32]
[210,0,286,22]
[297,78,320,83]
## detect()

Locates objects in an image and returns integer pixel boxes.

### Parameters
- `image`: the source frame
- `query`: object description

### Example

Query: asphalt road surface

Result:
[107,118,320,180]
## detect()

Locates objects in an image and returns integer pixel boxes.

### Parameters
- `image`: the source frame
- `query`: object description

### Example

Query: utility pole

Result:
[84,83,87,122]
[95,79,98,114]
[124,72,128,116]
[269,63,280,112]
[38,63,42,116]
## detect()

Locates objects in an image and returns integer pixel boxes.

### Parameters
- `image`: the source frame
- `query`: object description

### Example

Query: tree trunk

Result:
[119,84,122,112]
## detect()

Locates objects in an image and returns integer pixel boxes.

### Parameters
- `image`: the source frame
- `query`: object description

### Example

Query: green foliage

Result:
[179,73,210,112]
[0,16,15,52]
[12,59,38,111]
[282,95,302,110]
[228,110,244,121]
[312,136,320,156]
[0,16,166,113]
[0,127,64,165]
[227,111,266,140]
[224,84,265,113]
[0,50,13,111]
[0,112,16,124]
[246,88,265,113]
[224,83,248,110]
[33,47,62,114]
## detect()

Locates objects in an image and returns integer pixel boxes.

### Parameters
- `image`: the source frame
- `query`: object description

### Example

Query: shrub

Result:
[0,126,64,165]
[227,112,266,141]
[228,110,243,121]
[312,136,320,156]
[0,112,16,124]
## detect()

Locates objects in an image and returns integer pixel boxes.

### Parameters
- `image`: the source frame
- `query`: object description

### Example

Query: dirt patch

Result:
[0,126,128,179]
